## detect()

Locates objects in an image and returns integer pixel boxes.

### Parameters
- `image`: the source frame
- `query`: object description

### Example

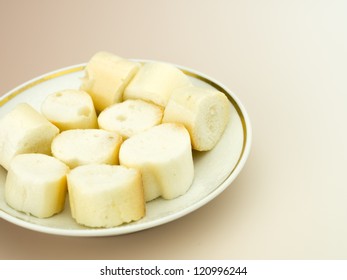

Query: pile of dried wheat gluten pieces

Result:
[0,52,230,228]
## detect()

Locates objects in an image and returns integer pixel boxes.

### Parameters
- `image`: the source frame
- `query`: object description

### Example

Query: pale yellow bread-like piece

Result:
[162,86,230,151]
[5,153,69,218]
[67,164,145,228]
[0,103,59,170]
[41,89,97,131]
[51,129,122,169]
[119,123,194,202]
[80,51,141,112]
[123,61,192,107]
[98,99,163,139]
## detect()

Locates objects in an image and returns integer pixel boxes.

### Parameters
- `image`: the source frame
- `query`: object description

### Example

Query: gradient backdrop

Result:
[0,0,347,259]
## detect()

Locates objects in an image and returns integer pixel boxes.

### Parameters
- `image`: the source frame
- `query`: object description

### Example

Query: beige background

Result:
[1,0,347,259]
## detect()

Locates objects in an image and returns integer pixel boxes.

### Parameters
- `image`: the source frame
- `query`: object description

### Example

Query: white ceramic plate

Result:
[0,61,252,236]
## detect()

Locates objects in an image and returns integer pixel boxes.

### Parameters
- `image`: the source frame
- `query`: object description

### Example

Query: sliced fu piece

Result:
[98,99,163,139]
[162,86,230,151]
[0,103,59,170]
[123,61,191,107]
[41,89,98,131]
[67,164,145,228]
[119,123,194,202]
[51,129,122,169]
[5,153,69,218]
[80,51,141,112]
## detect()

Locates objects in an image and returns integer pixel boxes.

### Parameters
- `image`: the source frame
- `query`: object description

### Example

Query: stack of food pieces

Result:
[0,51,230,228]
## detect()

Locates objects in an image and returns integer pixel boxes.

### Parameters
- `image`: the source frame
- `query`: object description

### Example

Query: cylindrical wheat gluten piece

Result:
[98,99,163,139]
[51,129,122,169]
[80,51,141,112]
[119,123,194,202]
[5,153,69,218]
[0,103,59,170]
[162,86,230,151]
[67,164,145,228]
[123,62,192,107]
[41,89,98,131]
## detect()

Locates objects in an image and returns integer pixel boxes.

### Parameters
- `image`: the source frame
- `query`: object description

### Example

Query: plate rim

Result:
[0,61,252,237]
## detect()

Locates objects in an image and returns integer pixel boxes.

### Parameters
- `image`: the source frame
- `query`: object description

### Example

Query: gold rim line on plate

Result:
[0,65,85,107]
[0,64,249,189]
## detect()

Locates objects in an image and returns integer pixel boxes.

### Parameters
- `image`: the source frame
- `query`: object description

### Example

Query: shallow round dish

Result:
[0,61,252,236]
